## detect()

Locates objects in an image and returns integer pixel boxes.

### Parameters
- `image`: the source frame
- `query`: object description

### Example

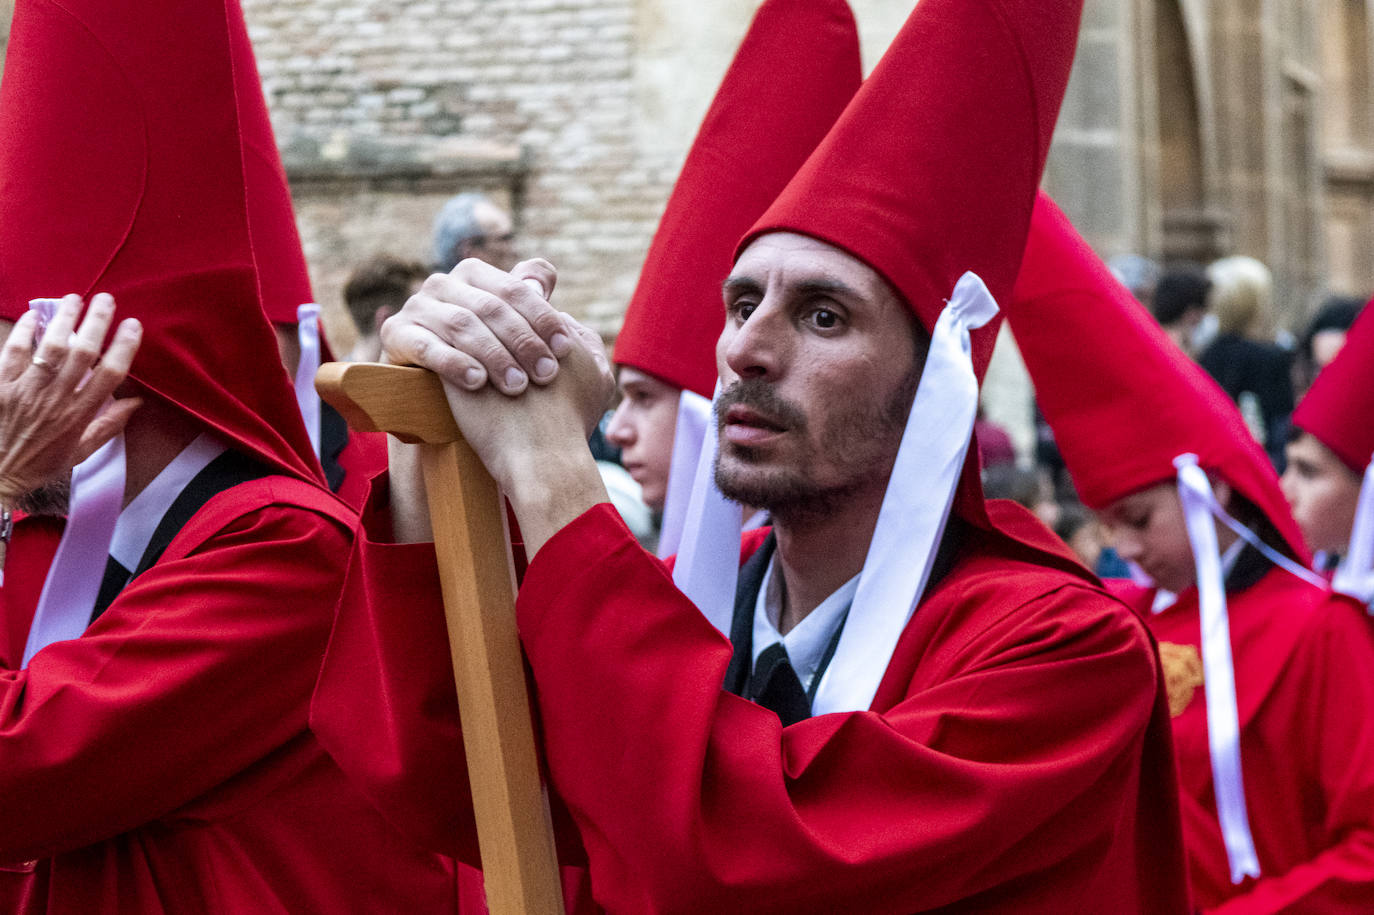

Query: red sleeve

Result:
[1208,596,1374,914]
[309,474,481,861]
[0,503,351,863]
[309,473,579,871]
[516,504,1166,914]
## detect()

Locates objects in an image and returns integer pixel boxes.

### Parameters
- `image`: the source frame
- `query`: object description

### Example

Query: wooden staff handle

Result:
[316,362,564,915]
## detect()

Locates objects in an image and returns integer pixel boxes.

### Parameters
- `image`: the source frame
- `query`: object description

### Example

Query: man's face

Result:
[605,366,680,512]
[1101,482,1198,594]
[465,202,517,272]
[713,233,924,524]
[1281,432,1360,555]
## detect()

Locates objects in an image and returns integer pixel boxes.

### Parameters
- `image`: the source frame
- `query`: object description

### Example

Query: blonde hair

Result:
[1207,256,1272,337]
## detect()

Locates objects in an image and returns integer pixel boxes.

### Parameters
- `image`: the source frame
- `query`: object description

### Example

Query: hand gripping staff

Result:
[315,361,563,915]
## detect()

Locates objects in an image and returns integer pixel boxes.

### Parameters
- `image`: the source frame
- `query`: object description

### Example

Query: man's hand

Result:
[0,294,142,503]
[379,257,614,556]
[381,257,572,395]
[438,320,613,490]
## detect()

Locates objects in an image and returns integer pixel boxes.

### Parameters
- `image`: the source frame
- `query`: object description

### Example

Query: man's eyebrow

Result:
[722,275,763,297]
[721,276,863,300]
[792,278,861,300]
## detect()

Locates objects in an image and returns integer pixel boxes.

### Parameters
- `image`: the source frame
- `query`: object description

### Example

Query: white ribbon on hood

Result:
[671,381,743,635]
[1333,454,1374,607]
[812,272,997,716]
[1173,453,1261,883]
[657,388,712,559]
[295,303,322,457]
[22,434,126,665]
[21,298,126,666]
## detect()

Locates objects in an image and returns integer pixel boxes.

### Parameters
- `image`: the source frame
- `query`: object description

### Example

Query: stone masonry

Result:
[244,0,681,351]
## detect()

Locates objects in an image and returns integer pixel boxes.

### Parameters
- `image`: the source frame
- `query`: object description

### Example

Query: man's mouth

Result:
[724,405,785,431]
[722,405,787,446]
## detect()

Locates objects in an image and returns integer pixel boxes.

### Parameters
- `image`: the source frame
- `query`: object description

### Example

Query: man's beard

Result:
[15,476,71,517]
[712,372,918,526]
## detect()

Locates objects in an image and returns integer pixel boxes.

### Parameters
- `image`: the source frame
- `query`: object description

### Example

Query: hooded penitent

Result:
[1010,194,1308,559]
[615,0,861,558]
[1293,302,1374,603]
[673,0,1086,718]
[1008,190,1325,884]
[0,0,322,485]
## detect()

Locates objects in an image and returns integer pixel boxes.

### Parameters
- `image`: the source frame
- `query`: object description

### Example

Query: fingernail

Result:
[504,367,527,390]
[464,367,483,387]
[550,332,571,356]
[534,357,557,381]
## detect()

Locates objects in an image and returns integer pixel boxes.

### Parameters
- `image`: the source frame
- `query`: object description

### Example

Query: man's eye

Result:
[734,302,758,322]
[812,309,838,329]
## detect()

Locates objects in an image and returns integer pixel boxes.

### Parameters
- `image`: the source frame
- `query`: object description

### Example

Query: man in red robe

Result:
[0,0,454,910]
[1009,192,1374,912]
[315,0,1190,910]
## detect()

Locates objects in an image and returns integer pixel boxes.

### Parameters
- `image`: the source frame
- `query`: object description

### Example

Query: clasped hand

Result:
[380,257,614,493]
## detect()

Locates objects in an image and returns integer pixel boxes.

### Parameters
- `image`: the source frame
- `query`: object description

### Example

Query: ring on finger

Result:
[30,354,54,369]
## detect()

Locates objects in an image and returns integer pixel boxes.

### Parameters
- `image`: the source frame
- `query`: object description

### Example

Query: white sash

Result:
[1173,454,1261,883]
[812,272,997,716]
[1333,455,1374,607]
[295,303,322,457]
[657,389,712,559]
[671,382,743,636]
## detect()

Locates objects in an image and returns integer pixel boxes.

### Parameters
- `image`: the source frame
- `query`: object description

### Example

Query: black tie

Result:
[747,642,811,726]
[89,556,132,623]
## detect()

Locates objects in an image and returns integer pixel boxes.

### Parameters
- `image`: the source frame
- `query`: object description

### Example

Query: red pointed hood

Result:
[1293,301,1374,474]
[736,0,1084,528]
[0,0,322,483]
[228,5,316,329]
[1009,193,1309,560]
[613,0,861,399]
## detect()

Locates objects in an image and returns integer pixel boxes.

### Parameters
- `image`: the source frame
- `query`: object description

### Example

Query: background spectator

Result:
[1198,256,1294,468]
[1151,262,1211,357]
[1295,294,1365,394]
[343,254,428,362]
[431,192,517,273]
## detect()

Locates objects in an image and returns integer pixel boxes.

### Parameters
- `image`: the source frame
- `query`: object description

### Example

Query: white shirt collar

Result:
[108,433,226,571]
[752,553,859,692]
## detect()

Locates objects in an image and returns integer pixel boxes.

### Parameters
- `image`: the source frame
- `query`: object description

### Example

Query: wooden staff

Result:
[316,361,563,915]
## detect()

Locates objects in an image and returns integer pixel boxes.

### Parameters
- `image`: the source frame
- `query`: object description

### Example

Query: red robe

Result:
[332,427,388,511]
[1112,570,1374,912]
[313,492,1190,913]
[0,476,454,913]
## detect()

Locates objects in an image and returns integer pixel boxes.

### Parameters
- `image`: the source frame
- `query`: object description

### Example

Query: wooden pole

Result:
[316,361,564,915]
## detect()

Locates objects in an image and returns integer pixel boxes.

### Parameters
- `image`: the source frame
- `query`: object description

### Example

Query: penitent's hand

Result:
[378,257,615,553]
[439,322,615,558]
[0,293,142,503]
[380,257,572,394]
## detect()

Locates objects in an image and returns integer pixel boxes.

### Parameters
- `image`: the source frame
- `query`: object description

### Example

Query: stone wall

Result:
[245,0,679,350]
